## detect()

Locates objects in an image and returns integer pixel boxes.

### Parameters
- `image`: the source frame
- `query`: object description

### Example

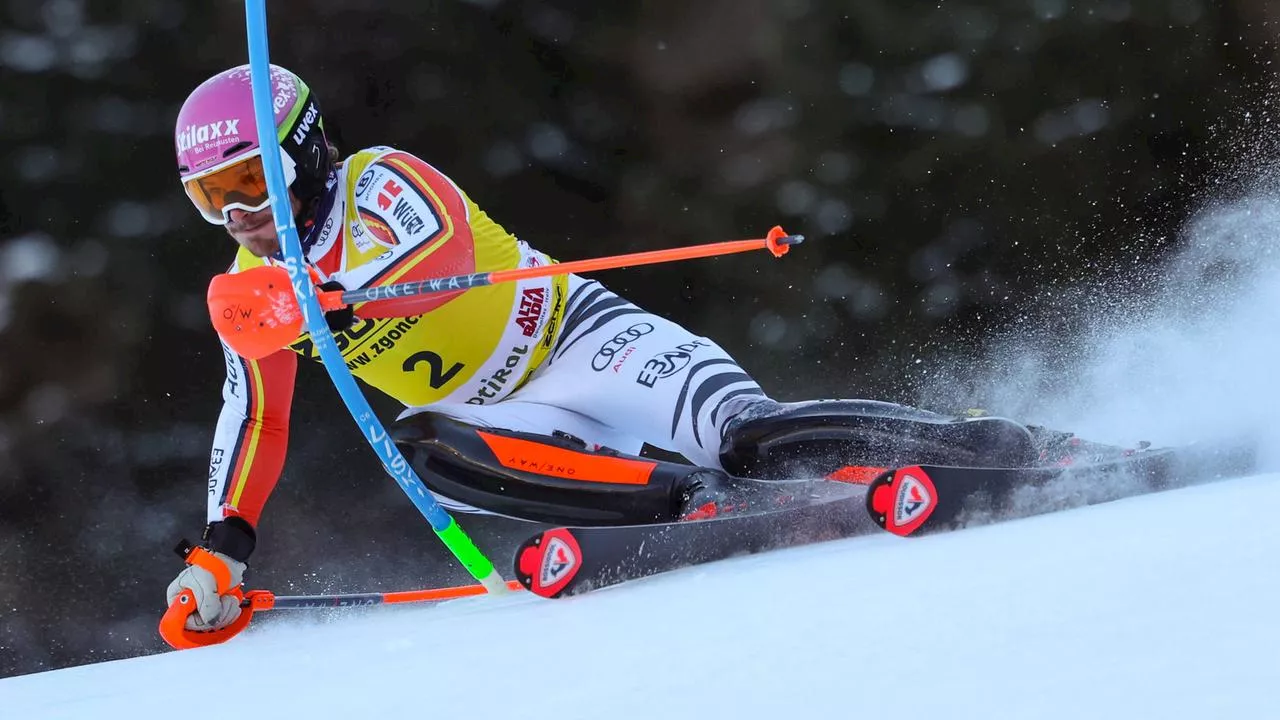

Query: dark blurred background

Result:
[1,0,1276,678]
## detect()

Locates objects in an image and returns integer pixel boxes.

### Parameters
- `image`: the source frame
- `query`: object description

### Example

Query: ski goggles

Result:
[181,148,297,225]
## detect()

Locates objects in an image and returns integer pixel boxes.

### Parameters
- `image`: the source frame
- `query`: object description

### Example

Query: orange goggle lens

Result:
[181,152,296,225]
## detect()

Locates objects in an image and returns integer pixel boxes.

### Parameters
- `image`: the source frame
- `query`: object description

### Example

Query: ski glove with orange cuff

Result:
[165,517,255,631]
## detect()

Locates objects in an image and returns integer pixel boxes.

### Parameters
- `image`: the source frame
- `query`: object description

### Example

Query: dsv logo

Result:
[635,340,709,387]
[591,322,654,371]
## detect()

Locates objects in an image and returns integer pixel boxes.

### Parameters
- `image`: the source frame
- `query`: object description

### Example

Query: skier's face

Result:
[224,192,301,257]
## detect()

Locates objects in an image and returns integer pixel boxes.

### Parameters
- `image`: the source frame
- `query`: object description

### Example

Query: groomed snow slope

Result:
[5,472,1277,719]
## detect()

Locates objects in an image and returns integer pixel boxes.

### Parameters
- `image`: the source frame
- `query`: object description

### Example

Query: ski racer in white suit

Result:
[165,64,1045,632]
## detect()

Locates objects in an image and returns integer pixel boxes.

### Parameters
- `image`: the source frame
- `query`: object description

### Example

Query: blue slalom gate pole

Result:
[242,0,506,593]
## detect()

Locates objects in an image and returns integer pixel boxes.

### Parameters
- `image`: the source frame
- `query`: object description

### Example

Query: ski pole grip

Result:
[182,546,236,595]
[159,588,255,650]
[317,286,347,312]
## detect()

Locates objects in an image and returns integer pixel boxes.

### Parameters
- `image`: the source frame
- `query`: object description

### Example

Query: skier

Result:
[166,65,1060,632]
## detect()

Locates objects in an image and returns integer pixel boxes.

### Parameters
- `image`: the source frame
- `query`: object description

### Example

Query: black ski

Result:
[513,440,1259,598]
[866,440,1259,537]
[513,480,880,598]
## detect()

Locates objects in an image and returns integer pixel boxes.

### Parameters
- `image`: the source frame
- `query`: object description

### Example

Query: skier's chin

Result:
[231,226,281,257]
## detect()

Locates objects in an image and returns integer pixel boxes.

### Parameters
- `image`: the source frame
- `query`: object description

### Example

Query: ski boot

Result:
[718,399,1040,482]
[1026,425,1152,467]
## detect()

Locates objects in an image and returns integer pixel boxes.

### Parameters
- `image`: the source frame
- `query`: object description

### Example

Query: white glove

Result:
[166,548,247,631]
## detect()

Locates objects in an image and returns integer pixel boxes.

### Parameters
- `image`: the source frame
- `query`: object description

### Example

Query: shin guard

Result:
[391,412,721,526]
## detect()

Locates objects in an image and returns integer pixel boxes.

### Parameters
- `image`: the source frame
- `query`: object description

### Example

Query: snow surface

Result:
[4,472,1277,719]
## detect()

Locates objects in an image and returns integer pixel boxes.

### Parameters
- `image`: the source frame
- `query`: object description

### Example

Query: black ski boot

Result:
[674,469,735,521]
[672,468,823,521]
[719,399,1040,481]
[1026,425,1152,467]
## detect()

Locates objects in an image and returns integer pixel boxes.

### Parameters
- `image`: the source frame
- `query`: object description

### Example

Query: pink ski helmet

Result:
[175,64,331,225]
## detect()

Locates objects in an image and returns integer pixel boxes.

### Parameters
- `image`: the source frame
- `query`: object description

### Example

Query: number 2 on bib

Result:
[402,351,464,389]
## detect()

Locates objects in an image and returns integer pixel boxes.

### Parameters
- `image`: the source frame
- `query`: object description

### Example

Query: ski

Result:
[513,480,880,598]
[866,440,1260,537]
[512,440,1259,598]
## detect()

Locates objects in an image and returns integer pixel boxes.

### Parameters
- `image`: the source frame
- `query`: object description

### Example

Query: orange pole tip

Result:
[765,226,792,257]
[383,579,526,604]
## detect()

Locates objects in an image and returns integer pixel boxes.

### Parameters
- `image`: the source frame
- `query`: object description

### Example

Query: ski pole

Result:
[246,579,526,609]
[160,580,525,650]
[241,0,505,596]
[208,226,803,360]
[328,225,804,316]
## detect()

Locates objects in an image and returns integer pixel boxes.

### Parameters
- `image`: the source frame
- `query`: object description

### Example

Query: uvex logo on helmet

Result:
[292,101,319,145]
[176,120,241,153]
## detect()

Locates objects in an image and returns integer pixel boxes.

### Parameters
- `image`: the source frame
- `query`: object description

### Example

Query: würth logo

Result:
[176,120,241,152]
